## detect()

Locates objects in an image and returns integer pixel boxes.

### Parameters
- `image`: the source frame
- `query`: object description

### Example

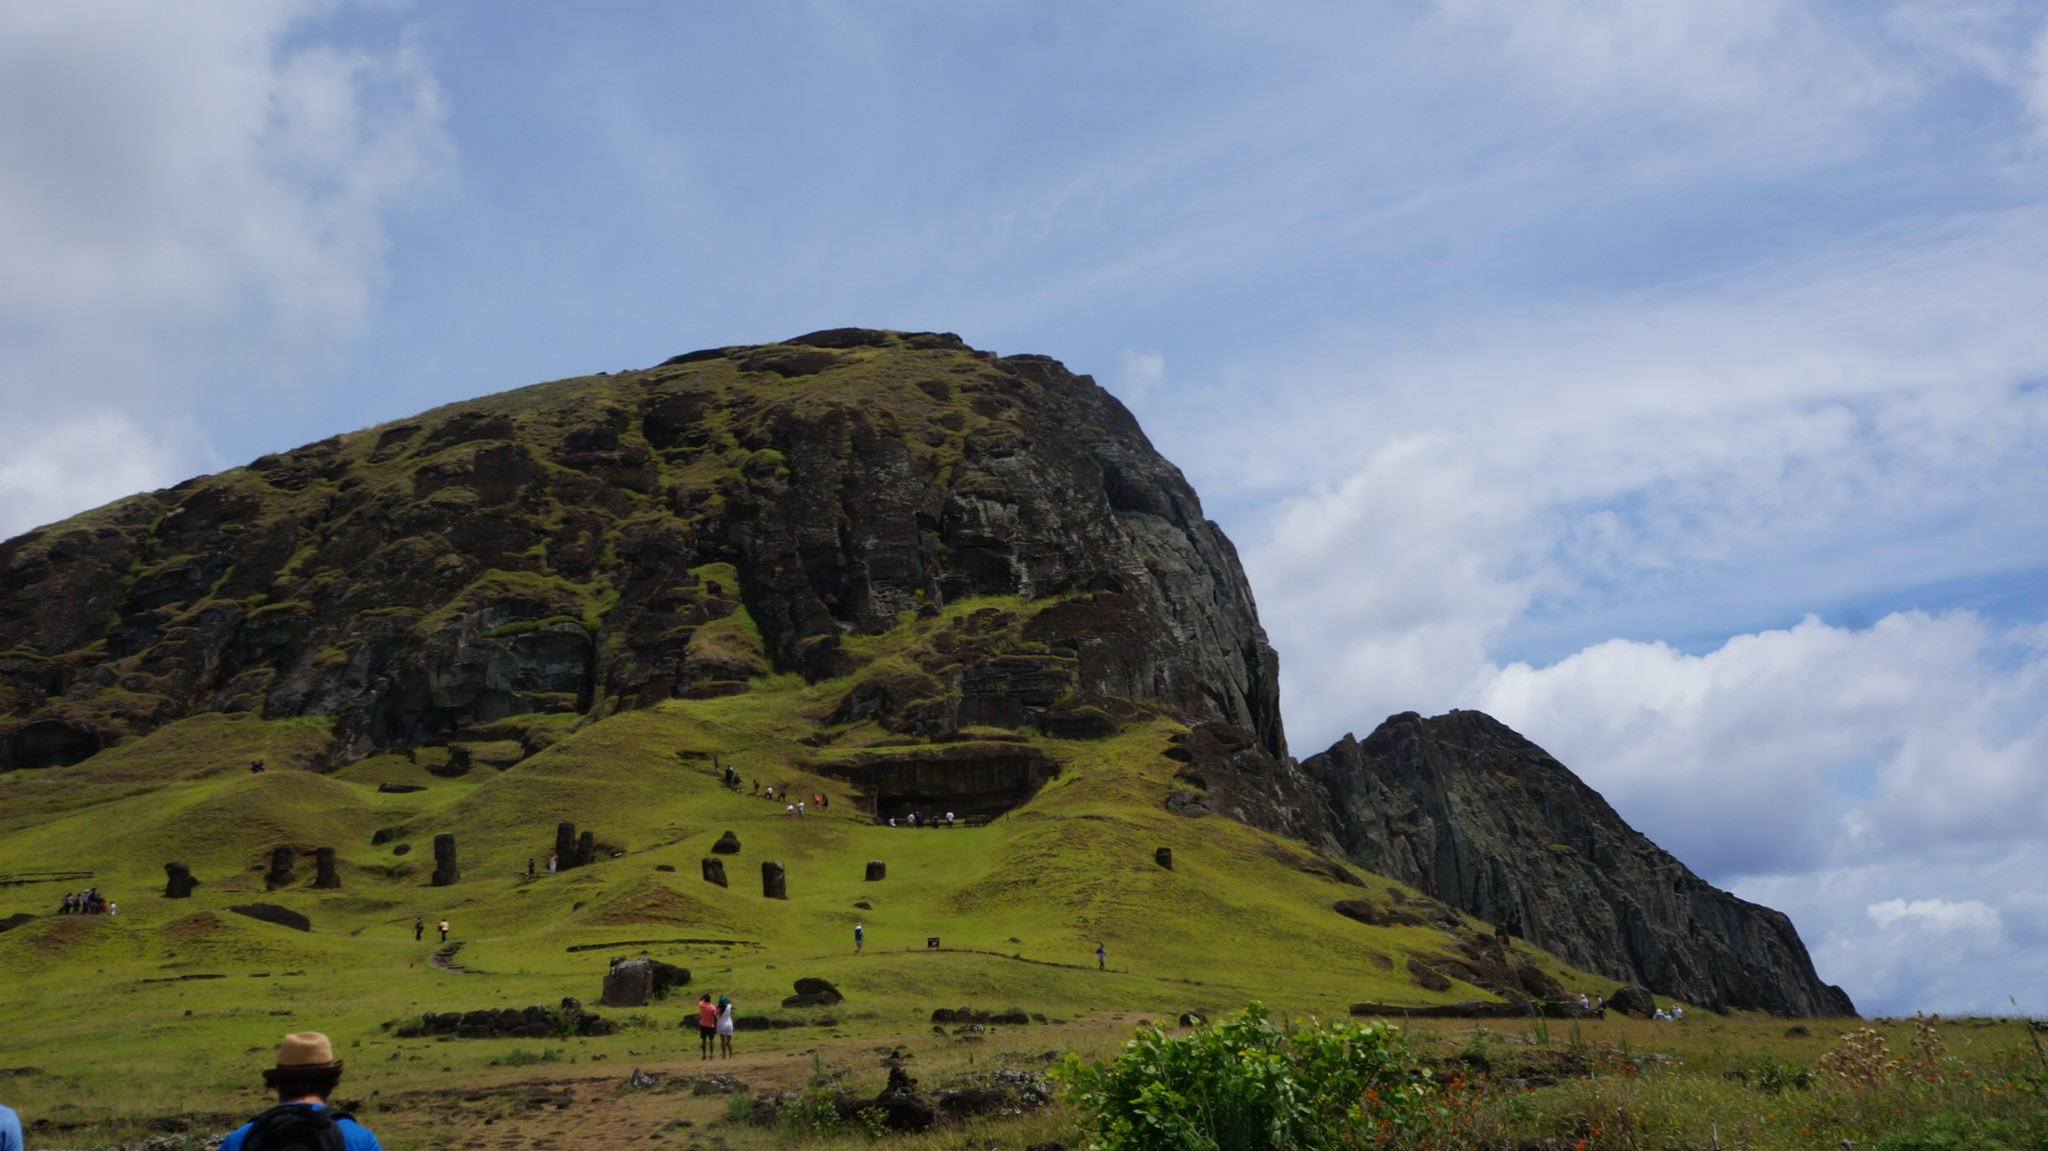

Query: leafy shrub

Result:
[1055,1002,1437,1151]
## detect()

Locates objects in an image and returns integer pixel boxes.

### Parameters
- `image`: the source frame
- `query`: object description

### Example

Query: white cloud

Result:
[0,2,448,540]
[1115,351,1166,404]
[1867,897,2002,933]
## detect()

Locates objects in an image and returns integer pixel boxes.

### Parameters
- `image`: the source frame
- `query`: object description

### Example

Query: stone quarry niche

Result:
[825,743,1062,822]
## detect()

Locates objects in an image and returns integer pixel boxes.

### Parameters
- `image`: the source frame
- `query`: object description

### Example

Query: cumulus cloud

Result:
[0,2,448,540]
[1867,897,2002,933]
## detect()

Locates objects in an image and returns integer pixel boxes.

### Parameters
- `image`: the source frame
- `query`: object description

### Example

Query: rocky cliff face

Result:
[1300,710,1855,1017]
[0,329,1282,768]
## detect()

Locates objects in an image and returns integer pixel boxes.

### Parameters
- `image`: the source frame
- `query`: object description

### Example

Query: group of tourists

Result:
[56,889,112,915]
[886,810,954,828]
[694,993,737,1059]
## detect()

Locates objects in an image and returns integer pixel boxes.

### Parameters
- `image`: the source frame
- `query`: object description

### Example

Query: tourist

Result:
[526,857,535,877]
[548,852,558,874]
[218,1031,382,1151]
[854,920,864,953]
[752,780,760,795]
[785,803,795,817]
[437,918,449,942]
[1577,993,1590,1012]
[716,996,735,1058]
[696,994,717,1058]
[946,811,954,827]
[0,1096,21,1151]
[1096,942,1106,970]
[796,800,805,818]
[413,918,423,941]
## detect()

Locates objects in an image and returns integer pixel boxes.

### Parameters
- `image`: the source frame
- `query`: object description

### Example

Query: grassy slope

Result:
[0,605,1604,1130]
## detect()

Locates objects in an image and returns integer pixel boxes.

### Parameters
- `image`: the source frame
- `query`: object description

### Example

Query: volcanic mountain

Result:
[0,328,1850,1016]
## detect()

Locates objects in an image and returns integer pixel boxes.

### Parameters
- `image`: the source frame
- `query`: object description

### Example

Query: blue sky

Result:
[5,0,2048,1016]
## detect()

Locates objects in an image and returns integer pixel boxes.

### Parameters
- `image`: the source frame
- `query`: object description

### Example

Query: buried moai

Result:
[264,846,297,890]
[865,860,887,881]
[577,830,596,867]
[1155,847,1173,870]
[313,846,342,889]
[556,822,578,868]
[431,833,460,886]
[163,862,199,898]
[701,857,728,887]
[762,860,787,899]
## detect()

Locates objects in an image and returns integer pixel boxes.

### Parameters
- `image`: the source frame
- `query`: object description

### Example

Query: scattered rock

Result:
[692,1074,747,1095]
[783,977,843,1008]
[711,830,742,854]
[1785,1024,1811,1038]
[228,903,311,932]
[625,1067,657,1090]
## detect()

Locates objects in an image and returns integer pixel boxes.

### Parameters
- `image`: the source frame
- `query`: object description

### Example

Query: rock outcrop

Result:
[1300,710,1855,1017]
[0,330,1283,769]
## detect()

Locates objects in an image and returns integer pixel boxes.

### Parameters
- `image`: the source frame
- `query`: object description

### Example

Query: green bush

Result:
[1055,1002,1437,1151]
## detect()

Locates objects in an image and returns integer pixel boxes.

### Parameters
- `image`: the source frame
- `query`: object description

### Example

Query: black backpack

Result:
[241,1103,349,1151]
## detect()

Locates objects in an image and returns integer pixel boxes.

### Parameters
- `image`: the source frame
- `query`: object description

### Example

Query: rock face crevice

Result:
[1300,710,1855,1017]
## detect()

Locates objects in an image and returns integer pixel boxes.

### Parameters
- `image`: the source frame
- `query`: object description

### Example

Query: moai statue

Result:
[164,862,199,898]
[576,830,596,867]
[1155,847,1174,870]
[701,858,729,887]
[761,860,787,899]
[313,846,342,889]
[865,860,887,881]
[430,833,460,886]
[556,822,578,869]
[264,846,297,890]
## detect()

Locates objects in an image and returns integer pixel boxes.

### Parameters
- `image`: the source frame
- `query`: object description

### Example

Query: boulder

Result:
[762,861,786,900]
[312,846,341,889]
[1608,985,1658,1019]
[1154,847,1173,869]
[263,846,297,890]
[865,860,886,881]
[163,862,199,898]
[701,857,728,887]
[602,957,692,1007]
[711,830,742,854]
[430,833,459,887]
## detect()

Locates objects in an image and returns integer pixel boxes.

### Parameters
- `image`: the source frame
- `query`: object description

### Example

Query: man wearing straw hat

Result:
[219,1032,382,1150]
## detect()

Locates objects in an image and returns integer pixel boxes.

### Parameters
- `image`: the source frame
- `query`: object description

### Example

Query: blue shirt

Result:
[220,1103,381,1151]
[0,1103,23,1151]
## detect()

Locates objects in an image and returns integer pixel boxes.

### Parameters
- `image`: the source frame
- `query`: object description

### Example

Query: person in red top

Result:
[696,994,717,1058]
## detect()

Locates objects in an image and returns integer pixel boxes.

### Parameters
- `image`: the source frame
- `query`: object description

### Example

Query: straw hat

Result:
[263,1032,344,1081]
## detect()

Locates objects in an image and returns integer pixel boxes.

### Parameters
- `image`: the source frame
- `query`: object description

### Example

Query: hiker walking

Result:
[1,1098,21,1151]
[1096,942,1105,970]
[218,1032,382,1150]
[437,918,449,942]
[413,918,423,942]
[854,920,864,953]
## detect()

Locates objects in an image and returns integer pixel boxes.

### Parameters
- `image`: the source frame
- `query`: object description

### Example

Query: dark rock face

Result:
[263,846,297,891]
[163,862,198,898]
[0,330,1284,768]
[312,847,340,889]
[761,861,786,899]
[701,857,727,887]
[1608,985,1657,1019]
[1300,710,1855,1017]
[430,833,459,887]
